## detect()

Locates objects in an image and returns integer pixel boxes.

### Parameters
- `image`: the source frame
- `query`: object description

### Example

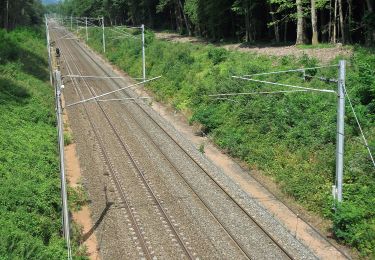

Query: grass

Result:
[0,27,87,259]
[81,26,375,257]
[297,43,337,49]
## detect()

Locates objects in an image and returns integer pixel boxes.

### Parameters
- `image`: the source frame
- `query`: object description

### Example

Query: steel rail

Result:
[55,27,194,260]
[51,27,153,259]
[63,24,351,260]
[69,29,298,260]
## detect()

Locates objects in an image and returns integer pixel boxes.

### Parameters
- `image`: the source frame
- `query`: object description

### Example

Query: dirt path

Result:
[62,97,100,260]
[98,61,353,260]
[156,32,353,64]
[54,25,352,259]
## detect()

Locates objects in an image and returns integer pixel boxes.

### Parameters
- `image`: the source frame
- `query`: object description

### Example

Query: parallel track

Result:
[63,26,297,259]
[53,27,195,259]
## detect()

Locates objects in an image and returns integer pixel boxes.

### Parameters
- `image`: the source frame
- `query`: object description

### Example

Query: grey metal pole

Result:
[85,17,88,42]
[70,15,72,30]
[102,17,106,53]
[55,70,72,259]
[336,60,346,203]
[76,18,78,33]
[141,24,146,81]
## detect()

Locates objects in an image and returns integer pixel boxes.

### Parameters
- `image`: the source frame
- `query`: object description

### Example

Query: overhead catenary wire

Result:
[304,74,338,83]
[343,85,375,168]
[65,76,162,107]
[114,25,143,29]
[107,26,140,40]
[208,89,313,97]
[243,64,338,78]
[232,76,336,94]
[85,19,102,28]
[65,75,130,80]
[96,97,152,102]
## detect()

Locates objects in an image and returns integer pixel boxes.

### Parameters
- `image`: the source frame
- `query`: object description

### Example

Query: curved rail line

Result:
[53,27,195,259]
[60,26,298,259]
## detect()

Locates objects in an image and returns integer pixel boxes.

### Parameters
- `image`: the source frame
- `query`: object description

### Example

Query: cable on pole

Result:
[243,64,338,78]
[232,76,336,94]
[208,89,314,97]
[54,70,72,260]
[343,86,375,168]
[107,27,140,40]
[65,75,130,80]
[65,76,162,108]
[96,97,152,102]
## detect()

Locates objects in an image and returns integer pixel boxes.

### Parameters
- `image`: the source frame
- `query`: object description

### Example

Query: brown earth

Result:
[56,27,354,259]
[156,32,353,64]
[62,96,101,260]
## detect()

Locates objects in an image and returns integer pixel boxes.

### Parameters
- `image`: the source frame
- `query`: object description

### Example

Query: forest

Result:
[0,0,374,258]
[43,0,375,46]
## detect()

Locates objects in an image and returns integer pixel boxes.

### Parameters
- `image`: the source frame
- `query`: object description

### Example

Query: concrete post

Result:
[335,60,346,202]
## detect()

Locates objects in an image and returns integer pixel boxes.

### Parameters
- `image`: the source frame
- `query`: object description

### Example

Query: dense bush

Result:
[85,27,375,256]
[0,28,68,259]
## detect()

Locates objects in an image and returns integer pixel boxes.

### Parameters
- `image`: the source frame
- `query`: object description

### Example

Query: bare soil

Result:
[57,28,354,259]
[156,32,353,64]
[62,96,100,260]
[102,45,354,259]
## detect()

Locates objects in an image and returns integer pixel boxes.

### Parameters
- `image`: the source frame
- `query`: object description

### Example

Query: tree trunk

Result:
[332,0,337,43]
[284,21,288,43]
[365,0,375,45]
[170,9,174,30]
[311,0,319,44]
[177,0,191,36]
[347,0,352,43]
[270,5,279,43]
[174,2,181,33]
[338,0,345,43]
[328,0,332,41]
[245,5,252,42]
[296,0,305,44]
[5,0,9,31]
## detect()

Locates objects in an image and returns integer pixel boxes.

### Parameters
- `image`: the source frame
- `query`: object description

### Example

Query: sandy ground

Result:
[135,91,352,260]
[58,28,353,259]
[156,32,353,64]
[104,50,353,259]
[62,97,100,260]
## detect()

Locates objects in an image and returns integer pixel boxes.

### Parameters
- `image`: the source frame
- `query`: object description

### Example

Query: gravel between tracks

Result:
[52,24,318,260]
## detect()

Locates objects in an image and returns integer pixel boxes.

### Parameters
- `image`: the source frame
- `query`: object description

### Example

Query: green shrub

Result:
[0,27,82,258]
[86,27,375,255]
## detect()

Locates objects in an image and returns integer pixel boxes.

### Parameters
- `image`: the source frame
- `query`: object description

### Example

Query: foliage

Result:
[0,28,86,259]
[0,0,45,30]
[64,132,73,146]
[84,26,375,255]
[55,0,374,45]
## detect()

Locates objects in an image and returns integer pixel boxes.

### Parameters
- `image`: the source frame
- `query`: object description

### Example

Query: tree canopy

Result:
[0,0,45,30]
[50,0,374,45]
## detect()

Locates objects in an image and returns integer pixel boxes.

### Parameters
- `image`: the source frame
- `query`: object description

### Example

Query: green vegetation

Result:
[0,28,87,259]
[56,0,374,46]
[85,27,375,256]
[0,27,66,258]
[64,132,73,146]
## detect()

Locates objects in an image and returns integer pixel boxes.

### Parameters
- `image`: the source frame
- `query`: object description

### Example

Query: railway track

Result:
[51,23,316,259]
[53,28,197,259]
